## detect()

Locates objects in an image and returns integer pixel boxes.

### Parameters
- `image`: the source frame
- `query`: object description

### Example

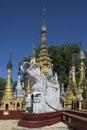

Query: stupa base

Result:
[18,110,64,128]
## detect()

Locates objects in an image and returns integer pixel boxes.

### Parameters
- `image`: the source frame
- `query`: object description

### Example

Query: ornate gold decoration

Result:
[37,22,53,74]
[79,49,86,85]
[64,86,76,109]
[71,56,77,85]
[1,56,15,109]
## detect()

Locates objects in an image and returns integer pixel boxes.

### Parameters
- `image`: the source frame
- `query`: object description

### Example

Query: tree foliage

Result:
[48,43,80,88]
[0,77,6,91]
[0,77,6,99]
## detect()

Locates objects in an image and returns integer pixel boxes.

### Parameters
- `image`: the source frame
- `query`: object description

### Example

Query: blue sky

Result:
[0,0,87,81]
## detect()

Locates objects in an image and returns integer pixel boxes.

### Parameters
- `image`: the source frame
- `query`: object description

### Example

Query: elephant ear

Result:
[20,61,30,74]
[32,64,37,69]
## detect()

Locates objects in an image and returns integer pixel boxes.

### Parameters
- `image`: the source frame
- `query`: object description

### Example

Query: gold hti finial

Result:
[43,5,46,25]
[41,5,47,34]
[7,50,12,69]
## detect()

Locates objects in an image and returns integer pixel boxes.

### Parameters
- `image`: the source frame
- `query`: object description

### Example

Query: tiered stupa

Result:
[71,56,77,87]
[77,48,86,99]
[64,69,76,109]
[78,48,86,86]
[63,46,87,110]
[78,48,87,110]
[14,68,25,100]
[14,68,26,110]
[1,53,15,110]
[70,56,77,96]
[1,53,26,110]
[37,19,53,74]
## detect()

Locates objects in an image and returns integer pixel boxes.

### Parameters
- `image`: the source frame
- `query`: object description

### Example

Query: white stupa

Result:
[14,68,25,101]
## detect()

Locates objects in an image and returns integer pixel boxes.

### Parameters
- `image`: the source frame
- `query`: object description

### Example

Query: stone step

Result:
[17,122,72,130]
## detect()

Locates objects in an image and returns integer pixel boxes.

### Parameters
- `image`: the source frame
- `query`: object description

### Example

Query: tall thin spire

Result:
[41,6,47,45]
[43,5,46,26]
[31,38,36,64]
[10,49,12,60]
[79,48,86,85]
[7,50,12,69]
[36,7,53,74]
[71,56,76,85]
[4,51,14,99]
[14,67,24,101]
[32,38,35,56]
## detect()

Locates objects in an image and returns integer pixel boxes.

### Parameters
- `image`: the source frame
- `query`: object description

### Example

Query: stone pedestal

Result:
[18,111,63,128]
[17,122,69,130]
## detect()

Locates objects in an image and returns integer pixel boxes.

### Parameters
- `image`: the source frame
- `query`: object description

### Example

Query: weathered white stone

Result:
[14,74,25,101]
[20,62,62,113]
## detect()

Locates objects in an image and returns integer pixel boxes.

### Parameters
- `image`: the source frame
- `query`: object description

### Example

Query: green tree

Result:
[48,43,80,88]
[0,77,6,100]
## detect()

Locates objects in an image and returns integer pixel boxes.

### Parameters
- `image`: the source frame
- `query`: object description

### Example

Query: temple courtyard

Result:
[0,120,72,130]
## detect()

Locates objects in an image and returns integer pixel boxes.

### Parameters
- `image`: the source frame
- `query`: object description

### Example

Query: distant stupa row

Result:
[60,48,87,110]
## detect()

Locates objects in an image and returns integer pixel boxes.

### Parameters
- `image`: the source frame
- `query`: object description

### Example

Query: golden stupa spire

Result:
[1,51,15,109]
[2,51,14,100]
[79,43,85,85]
[71,56,77,86]
[69,56,77,96]
[64,88,76,108]
[64,84,76,108]
[64,68,76,108]
[37,7,53,74]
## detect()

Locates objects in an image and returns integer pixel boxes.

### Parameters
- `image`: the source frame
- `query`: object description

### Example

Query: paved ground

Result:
[0,120,72,130]
[0,120,18,130]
